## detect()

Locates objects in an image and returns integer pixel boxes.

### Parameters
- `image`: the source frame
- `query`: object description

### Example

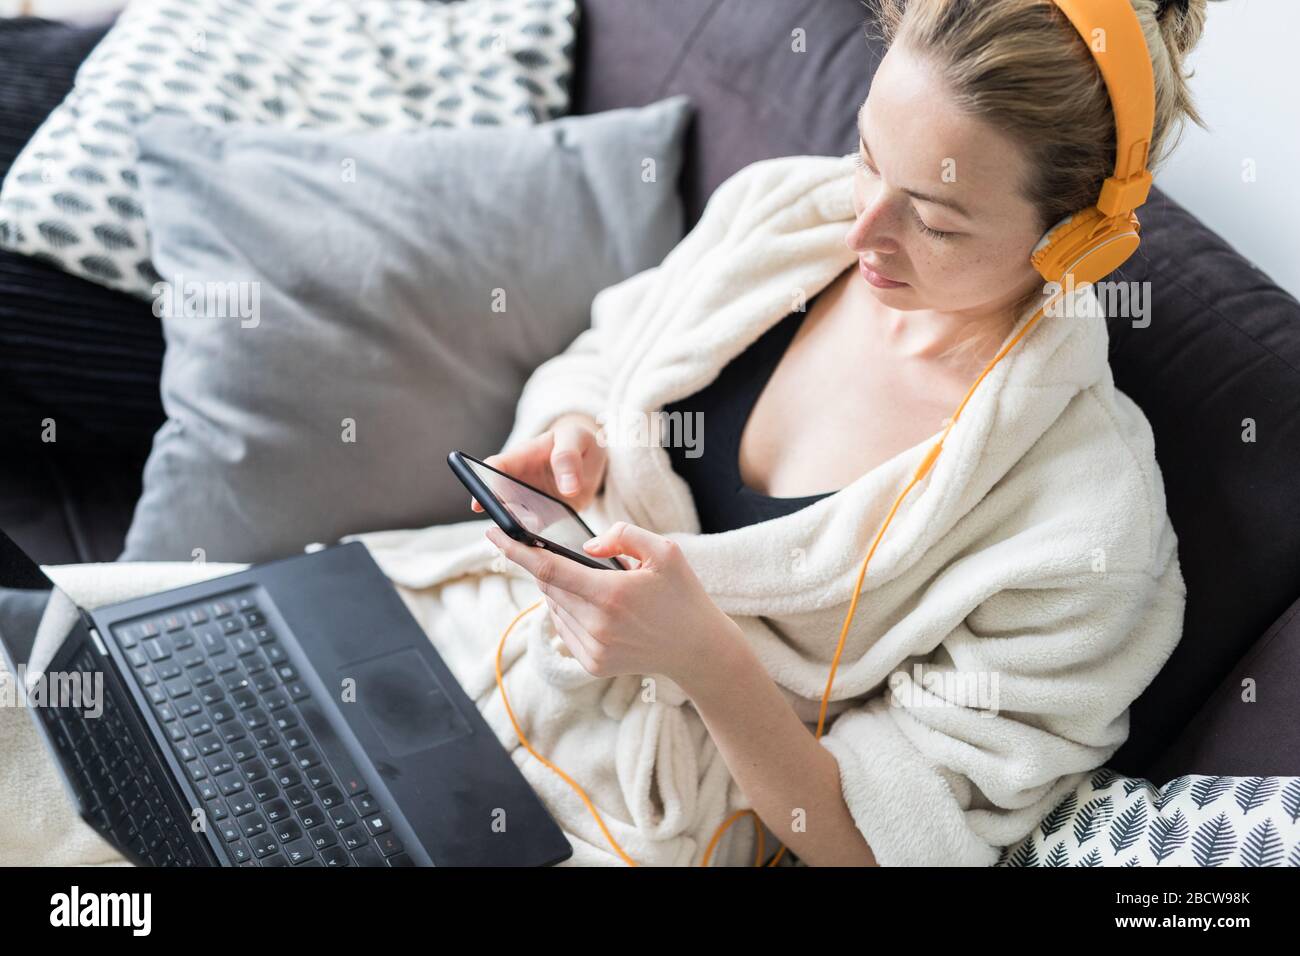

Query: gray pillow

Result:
[120,97,691,563]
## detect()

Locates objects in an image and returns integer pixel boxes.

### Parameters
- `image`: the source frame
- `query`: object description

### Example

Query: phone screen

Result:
[462,457,622,571]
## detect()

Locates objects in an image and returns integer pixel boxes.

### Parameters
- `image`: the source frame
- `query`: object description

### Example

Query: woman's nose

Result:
[844,191,901,256]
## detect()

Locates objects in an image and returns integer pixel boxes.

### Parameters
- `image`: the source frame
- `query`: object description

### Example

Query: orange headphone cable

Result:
[492,289,1059,867]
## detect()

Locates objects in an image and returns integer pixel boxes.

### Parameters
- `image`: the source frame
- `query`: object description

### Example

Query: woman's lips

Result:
[859,258,908,289]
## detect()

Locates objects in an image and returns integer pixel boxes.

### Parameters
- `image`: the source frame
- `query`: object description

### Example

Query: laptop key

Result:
[387,854,415,867]
[184,715,213,737]
[274,768,301,790]
[308,825,337,850]
[253,673,277,694]
[339,824,368,851]
[250,833,277,858]
[329,806,357,830]
[375,832,403,857]
[229,738,256,762]
[217,772,245,797]
[284,839,315,865]
[298,804,325,830]
[295,748,320,771]
[199,686,225,707]
[352,794,378,816]
[274,820,303,844]
[321,846,350,867]
[351,845,383,867]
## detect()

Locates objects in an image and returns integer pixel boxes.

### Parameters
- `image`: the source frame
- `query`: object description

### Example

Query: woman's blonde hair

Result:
[863,0,1212,363]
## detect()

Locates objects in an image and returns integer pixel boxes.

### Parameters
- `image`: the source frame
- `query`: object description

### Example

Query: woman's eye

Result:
[913,209,954,241]
[854,149,956,240]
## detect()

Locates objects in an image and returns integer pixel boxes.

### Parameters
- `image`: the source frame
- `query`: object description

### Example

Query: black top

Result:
[663,295,839,534]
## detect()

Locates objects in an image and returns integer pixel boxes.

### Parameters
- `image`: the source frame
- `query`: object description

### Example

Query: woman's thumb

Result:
[550,429,584,495]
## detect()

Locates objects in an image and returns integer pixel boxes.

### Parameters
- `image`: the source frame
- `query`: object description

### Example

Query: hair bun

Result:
[1155,0,1192,16]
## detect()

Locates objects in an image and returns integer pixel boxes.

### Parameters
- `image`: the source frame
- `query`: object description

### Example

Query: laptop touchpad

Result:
[345,650,472,758]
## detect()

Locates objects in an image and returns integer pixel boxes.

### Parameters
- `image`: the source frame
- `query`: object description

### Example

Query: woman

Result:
[378,0,1202,866]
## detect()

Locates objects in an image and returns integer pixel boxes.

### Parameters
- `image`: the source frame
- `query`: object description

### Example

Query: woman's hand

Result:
[470,413,608,515]
[484,520,744,687]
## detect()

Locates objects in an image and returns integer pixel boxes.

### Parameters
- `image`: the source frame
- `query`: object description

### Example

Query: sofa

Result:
[2,0,1298,800]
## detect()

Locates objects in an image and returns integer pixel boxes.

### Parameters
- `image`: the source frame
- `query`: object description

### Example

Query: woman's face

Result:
[846,43,1045,318]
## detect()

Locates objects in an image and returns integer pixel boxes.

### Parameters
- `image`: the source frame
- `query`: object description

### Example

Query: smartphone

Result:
[447,451,625,571]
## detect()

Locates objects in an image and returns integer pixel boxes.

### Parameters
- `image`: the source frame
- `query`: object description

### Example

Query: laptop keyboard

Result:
[40,644,202,867]
[110,591,413,867]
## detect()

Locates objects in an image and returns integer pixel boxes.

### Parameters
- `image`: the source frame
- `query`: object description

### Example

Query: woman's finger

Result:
[549,424,590,497]
[540,579,609,642]
[486,526,597,597]
[546,598,599,671]
[546,593,602,655]
[581,520,671,569]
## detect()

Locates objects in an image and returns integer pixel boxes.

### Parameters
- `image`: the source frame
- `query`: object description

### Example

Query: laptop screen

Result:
[0,528,72,679]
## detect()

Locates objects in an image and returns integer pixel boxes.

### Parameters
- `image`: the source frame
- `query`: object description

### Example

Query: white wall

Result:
[1154,0,1300,299]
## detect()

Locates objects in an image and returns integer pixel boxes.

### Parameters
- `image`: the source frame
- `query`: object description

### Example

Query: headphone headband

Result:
[1050,0,1156,217]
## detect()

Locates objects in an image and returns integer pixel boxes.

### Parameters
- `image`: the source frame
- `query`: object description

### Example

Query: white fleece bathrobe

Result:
[0,152,1185,867]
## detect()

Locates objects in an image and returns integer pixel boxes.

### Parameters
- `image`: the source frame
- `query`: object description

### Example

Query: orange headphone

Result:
[492,0,1158,867]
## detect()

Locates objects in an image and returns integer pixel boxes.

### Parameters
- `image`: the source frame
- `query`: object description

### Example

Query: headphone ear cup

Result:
[1031,208,1142,286]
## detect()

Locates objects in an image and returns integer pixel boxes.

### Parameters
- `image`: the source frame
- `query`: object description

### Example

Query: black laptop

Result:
[0,528,571,867]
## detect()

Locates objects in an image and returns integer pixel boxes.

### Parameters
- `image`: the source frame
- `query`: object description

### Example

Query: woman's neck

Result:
[835,268,1024,369]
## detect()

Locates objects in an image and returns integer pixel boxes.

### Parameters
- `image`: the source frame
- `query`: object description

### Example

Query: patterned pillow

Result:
[0,0,578,298]
[997,768,1300,867]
